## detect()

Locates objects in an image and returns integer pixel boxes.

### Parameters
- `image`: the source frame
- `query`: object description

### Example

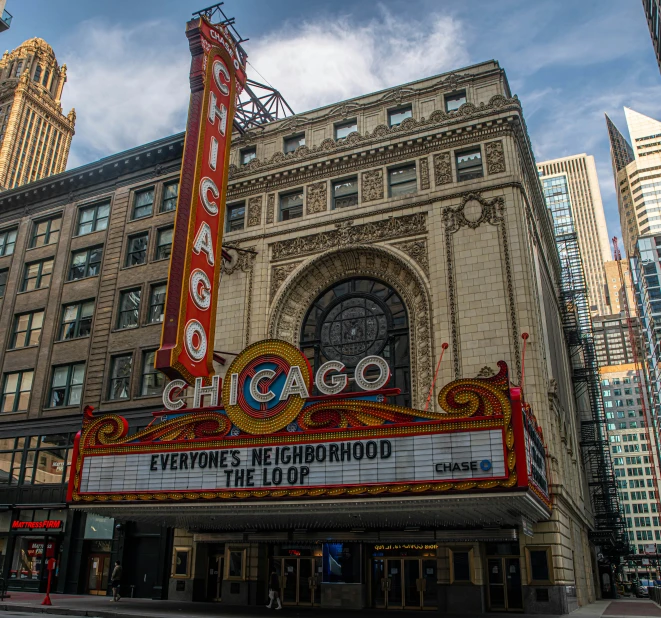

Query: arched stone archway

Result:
[268,245,433,408]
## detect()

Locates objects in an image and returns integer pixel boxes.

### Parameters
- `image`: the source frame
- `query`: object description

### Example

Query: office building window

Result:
[132,188,154,220]
[108,354,133,400]
[77,202,110,236]
[0,228,17,257]
[117,289,141,329]
[388,106,412,127]
[332,177,358,209]
[456,148,483,182]
[528,549,551,582]
[155,228,173,261]
[445,91,467,112]
[335,120,357,140]
[240,147,256,165]
[30,216,61,248]
[21,258,53,292]
[0,269,7,298]
[161,181,179,212]
[68,246,103,280]
[280,190,304,221]
[49,363,85,407]
[60,300,94,340]
[284,133,305,154]
[226,202,245,232]
[141,350,164,396]
[1,370,33,413]
[10,311,44,349]
[388,164,417,197]
[148,283,166,323]
[452,551,470,582]
[125,232,148,266]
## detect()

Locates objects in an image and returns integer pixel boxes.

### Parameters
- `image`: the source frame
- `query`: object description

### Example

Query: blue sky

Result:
[5,0,661,251]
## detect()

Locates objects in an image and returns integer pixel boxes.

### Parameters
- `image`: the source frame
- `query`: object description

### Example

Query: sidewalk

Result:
[0,593,657,618]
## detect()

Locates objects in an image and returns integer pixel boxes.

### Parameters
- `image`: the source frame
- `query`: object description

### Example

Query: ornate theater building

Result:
[0,19,600,615]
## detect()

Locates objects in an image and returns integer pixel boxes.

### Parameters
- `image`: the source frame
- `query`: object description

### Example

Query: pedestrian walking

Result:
[111,561,123,602]
[266,566,282,610]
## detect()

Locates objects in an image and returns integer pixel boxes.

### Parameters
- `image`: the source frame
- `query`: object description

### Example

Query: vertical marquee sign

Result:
[156,17,247,385]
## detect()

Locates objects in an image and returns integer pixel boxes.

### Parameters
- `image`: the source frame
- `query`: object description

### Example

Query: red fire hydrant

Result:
[41,558,56,606]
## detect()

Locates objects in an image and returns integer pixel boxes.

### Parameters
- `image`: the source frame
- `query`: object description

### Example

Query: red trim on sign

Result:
[66,430,81,503]
[509,386,529,488]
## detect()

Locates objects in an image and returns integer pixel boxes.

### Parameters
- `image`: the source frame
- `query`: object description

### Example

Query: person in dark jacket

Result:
[111,561,122,602]
[266,566,282,610]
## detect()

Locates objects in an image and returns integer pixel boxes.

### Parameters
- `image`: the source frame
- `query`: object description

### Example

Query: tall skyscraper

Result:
[643,0,661,74]
[537,154,611,315]
[604,260,637,317]
[606,108,661,256]
[0,38,75,190]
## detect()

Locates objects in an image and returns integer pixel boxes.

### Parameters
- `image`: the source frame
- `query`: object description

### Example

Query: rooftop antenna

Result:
[191,3,294,134]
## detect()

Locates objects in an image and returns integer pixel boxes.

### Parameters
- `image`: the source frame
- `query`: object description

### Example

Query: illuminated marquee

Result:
[68,340,551,509]
[156,16,247,384]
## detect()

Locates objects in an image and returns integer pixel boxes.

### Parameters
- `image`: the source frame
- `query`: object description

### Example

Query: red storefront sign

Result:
[11,520,62,530]
[156,16,247,385]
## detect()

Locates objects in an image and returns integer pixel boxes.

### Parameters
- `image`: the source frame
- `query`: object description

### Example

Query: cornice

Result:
[229,95,520,183]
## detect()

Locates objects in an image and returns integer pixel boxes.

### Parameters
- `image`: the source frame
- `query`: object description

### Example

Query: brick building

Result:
[0,60,608,613]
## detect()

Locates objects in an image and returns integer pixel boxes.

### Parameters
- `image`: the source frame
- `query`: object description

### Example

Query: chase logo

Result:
[480,459,492,472]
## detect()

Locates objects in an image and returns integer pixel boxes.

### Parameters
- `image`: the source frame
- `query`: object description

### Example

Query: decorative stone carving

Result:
[485,140,506,174]
[433,152,452,186]
[227,95,521,180]
[247,195,263,227]
[221,246,256,275]
[306,182,327,215]
[442,192,521,381]
[419,157,430,190]
[392,239,429,276]
[477,366,495,378]
[362,169,384,202]
[268,245,433,409]
[270,262,301,302]
[271,212,426,261]
[266,194,275,224]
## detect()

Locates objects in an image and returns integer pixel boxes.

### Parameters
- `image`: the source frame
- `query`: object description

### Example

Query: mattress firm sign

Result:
[78,430,505,495]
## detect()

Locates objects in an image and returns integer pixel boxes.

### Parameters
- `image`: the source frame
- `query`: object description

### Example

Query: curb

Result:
[0,603,154,618]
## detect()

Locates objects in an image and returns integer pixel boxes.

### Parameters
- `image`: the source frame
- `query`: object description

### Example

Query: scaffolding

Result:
[544,175,630,558]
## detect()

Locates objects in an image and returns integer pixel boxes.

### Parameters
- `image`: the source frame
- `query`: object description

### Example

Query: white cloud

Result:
[59,19,190,169]
[245,8,468,113]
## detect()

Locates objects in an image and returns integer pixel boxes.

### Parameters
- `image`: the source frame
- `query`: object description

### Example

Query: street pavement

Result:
[0,594,661,618]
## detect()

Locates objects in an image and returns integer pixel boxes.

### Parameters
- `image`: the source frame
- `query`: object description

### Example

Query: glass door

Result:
[387,559,404,609]
[87,554,110,595]
[372,558,387,608]
[487,558,506,610]
[505,558,523,610]
[206,554,223,601]
[282,559,298,605]
[421,559,438,609]
[297,558,313,605]
[404,559,421,608]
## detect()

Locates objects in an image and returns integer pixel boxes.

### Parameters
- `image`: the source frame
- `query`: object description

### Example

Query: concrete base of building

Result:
[438,584,486,613]
[522,584,578,614]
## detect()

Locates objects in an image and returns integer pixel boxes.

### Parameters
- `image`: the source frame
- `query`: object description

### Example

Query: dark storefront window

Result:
[301,277,411,407]
[0,436,75,486]
[452,551,471,581]
[322,543,361,583]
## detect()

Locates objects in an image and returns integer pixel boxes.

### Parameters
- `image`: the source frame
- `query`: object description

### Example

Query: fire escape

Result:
[548,181,629,557]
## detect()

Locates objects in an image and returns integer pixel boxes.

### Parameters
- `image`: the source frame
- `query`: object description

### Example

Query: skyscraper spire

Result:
[605,113,634,176]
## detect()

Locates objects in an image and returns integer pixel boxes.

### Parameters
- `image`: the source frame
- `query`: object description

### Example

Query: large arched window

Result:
[300,277,410,406]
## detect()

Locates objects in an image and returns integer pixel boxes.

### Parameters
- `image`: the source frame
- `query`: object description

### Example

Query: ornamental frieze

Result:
[306,181,328,215]
[486,140,506,174]
[228,95,521,179]
[391,239,430,276]
[270,261,301,302]
[433,152,453,186]
[419,156,430,190]
[362,169,384,202]
[266,193,275,224]
[270,212,427,261]
[247,195,263,227]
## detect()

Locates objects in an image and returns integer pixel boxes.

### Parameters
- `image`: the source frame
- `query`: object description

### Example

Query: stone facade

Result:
[0,61,598,611]
[0,38,75,190]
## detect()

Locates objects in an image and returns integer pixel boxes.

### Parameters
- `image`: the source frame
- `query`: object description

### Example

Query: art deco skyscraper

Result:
[537,154,611,315]
[0,38,75,190]
[606,108,661,255]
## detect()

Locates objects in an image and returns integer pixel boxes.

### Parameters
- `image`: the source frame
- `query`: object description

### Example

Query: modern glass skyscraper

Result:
[537,155,611,316]
[607,108,661,256]
[643,0,661,74]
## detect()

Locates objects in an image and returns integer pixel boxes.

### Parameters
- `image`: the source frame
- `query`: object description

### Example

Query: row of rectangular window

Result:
[227,147,484,231]
[5,283,166,352]
[237,92,468,165]
[1,347,164,414]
